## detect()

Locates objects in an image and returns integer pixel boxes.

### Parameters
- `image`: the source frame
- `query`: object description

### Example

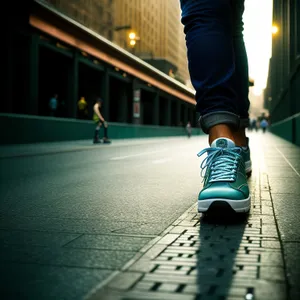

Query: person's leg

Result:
[102,122,111,143]
[180,0,240,142]
[230,0,250,146]
[180,0,250,213]
[103,122,108,139]
[93,121,101,143]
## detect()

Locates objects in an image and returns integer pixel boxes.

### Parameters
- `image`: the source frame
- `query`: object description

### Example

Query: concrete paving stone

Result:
[0,229,80,247]
[157,234,180,245]
[269,178,300,195]
[251,280,287,300]
[261,240,281,248]
[260,200,273,206]
[65,234,153,251]
[49,248,137,269]
[133,281,156,291]
[168,226,188,234]
[264,152,300,158]
[141,244,167,260]
[261,205,274,215]
[259,266,286,281]
[128,260,156,273]
[261,215,277,224]
[272,194,300,241]
[111,222,171,235]
[154,269,190,276]
[0,262,112,300]
[264,160,289,167]
[122,290,195,300]
[229,278,287,300]
[156,265,183,271]
[283,242,300,300]
[222,286,251,298]
[266,168,297,178]
[158,283,179,293]
[143,273,197,285]
[107,272,144,290]
[260,251,284,266]
[261,225,279,235]
[178,220,199,226]
[260,190,271,200]
[181,284,198,294]
[164,247,198,254]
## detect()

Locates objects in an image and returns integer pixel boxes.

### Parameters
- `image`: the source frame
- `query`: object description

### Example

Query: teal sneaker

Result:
[197,138,251,213]
[242,137,252,177]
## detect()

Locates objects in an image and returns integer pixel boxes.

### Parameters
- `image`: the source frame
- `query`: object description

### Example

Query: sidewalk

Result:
[86,133,300,300]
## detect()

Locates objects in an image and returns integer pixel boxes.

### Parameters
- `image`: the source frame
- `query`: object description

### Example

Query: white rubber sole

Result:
[198,196,251,213]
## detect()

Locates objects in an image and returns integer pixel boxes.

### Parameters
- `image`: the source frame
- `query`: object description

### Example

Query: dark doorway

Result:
[141,90,155,125]
[38,46,70,117]
[159,96,168,126]
[9,32,30,115]
[78,63,102,120]
[109,77,132,123]
[171,100,177,126]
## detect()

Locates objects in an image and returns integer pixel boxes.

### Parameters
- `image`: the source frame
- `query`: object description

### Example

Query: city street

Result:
[0,133,300,300]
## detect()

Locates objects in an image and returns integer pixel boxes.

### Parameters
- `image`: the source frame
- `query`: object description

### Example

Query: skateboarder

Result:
[92,98,111,144]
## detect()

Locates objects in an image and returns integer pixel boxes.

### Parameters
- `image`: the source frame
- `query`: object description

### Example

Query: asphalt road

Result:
[0,136,206,300]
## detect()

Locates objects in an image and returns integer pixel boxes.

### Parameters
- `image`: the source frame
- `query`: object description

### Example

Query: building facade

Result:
[44,0,190,86]
[265,0,300,144]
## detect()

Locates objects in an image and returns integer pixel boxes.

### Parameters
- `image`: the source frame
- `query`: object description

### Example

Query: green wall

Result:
[0,114,202,145]
[269,113,300,146]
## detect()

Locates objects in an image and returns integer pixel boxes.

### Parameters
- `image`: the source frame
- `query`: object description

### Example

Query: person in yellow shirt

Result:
[93,98,111,144]
[77,96,88,119]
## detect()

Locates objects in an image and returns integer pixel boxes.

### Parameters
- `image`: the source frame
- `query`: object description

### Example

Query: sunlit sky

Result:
[243,0,273,95]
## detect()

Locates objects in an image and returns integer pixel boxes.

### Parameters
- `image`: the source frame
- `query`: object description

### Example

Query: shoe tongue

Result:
[211,138,235,148]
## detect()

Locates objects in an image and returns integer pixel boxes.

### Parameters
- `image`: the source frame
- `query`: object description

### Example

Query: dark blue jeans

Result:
[180,0,250,133]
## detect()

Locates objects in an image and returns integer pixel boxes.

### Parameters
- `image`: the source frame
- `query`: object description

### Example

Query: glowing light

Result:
[130,40,136,46]
[129,32,136,40]
[272,25,279,35]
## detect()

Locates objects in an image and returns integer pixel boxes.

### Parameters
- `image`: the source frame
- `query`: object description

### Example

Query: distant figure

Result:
[77,96,88,119]
[92,98,111,144]
[49,94,58,117]
[260,118,268,133]
[250,118,257,131]
[186,121,192,138]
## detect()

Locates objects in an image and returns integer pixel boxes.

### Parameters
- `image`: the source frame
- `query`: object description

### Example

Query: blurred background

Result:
[3,0,300,145]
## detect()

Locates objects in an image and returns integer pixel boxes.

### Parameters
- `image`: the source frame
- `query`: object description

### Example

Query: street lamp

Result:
[128,31,140,53]
[129,40,136,46]
[129,32,136,40]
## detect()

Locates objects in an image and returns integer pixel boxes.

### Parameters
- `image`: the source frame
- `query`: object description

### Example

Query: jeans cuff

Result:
[199,111,240,134]
[240,118,250,128]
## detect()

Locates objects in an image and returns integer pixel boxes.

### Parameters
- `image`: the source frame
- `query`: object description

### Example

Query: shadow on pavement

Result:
[196,211,250,299]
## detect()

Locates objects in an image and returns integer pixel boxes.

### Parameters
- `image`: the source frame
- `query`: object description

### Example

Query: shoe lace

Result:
[197,147,243,183]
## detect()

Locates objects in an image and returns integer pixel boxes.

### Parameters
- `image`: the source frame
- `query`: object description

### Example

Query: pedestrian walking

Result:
[260,118,268,133]
[186,121,192,138]
[180,0,251,213]
[48,94,58,117]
